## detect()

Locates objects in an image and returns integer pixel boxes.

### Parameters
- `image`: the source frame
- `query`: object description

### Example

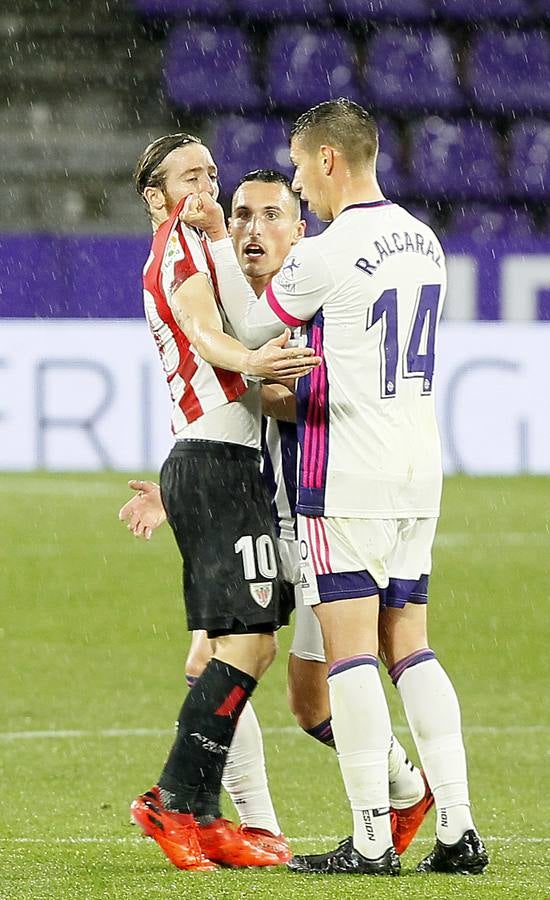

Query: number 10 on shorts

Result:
[234,535,278,580]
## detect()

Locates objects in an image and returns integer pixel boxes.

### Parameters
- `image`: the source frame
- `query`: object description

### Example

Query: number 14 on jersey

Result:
[366,283,442,399]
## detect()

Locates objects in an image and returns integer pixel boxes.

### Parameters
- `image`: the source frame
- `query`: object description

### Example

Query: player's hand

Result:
[118,480,167,541]
[181,192,227,241]
[245,329,321,380]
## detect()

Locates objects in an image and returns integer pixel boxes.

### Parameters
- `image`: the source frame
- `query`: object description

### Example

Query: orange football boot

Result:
[197,817,281,867]
[131,788,217,872]
[391,771,434,855]
[238,826,292,863]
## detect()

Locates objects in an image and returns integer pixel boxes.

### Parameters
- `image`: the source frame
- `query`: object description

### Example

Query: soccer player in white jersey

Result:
[127,135,320,872]
[123,168,437,859]
[183,99,488,877]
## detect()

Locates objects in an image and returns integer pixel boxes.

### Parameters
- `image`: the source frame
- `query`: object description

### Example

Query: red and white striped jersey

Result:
[143,198,248,437]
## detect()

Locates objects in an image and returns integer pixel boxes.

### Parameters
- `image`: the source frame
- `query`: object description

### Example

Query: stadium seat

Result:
[131,0,230,16]
[508,119,550,199]
[328,0,429,20]
[229,0,327,19]
[410,118,503,200]
[444,204,535,243]
[466,30,550,114]
[265,26,361,109]
[430,0,532,19]
[210,116,294,195]
[163,24,264,112]
[365,28,463,113]
[375,118,408,198]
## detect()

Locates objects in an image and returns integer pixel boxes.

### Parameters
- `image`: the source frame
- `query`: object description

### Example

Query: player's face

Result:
[290,136,332,222]
[229,181,305,280]
[159,144,219,215]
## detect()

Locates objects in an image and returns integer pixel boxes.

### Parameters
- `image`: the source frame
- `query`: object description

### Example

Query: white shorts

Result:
[279,537,326,662]
[297,515,437,608]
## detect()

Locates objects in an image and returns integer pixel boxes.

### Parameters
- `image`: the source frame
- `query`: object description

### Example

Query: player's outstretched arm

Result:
[170,272,320,380]
[118,480,166,541]
[261,383,297,423]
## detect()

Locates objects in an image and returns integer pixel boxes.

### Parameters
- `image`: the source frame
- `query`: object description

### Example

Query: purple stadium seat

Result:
[508,119,550,199]
[376,118,408,198]
[410,118,503,200]
[466,31,550,114]
[265,26,361,109]
[329,0,429,20]
[163,25,264,112]
[210,116,294,195]
[229,0,327,19]
[431,0,531,19]
[365,29,463,113]
[403,202,435,228]
[445,204,535,243]
[132,0,229,16]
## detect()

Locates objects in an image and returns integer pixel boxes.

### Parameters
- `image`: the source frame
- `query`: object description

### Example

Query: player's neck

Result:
[332,175,385,219]
[248,275,271,297]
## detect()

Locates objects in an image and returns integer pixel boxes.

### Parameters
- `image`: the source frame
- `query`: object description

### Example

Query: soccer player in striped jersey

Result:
[128,135,320,872]
[122,168,434,860]
[183,100,488,877]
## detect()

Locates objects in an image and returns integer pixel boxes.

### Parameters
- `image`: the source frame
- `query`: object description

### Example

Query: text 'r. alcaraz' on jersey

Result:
[355,231,443,277]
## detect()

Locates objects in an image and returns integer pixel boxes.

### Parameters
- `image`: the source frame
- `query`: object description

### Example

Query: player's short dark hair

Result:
[234,169,301,216]
[133,132,202,197]
[290,98,378,170]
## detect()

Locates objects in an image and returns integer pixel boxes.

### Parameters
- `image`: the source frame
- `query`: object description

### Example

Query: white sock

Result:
[388,734,425,809]
[328,656,392,859]
[221,701,280,835]
[395,654,475,844]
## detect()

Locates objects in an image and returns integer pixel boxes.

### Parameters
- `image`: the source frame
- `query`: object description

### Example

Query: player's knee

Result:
[214,630,277,680]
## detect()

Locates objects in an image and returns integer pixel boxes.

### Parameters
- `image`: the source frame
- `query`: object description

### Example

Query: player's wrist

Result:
[206,222,228,242]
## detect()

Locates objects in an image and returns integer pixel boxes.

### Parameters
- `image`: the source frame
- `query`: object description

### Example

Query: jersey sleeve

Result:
[265,238,334,326]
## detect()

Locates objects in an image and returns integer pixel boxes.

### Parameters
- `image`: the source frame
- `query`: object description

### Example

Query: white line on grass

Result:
[0,724,548,741]
[3,836,549,846]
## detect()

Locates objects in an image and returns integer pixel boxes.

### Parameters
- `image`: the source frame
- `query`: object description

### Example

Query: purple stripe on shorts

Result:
[388,648,436,686]
[316,569,379,602]
[328,653,378,678]
[381,574,429,610]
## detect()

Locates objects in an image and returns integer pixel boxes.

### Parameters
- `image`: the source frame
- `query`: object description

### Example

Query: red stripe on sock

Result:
[214,685,247,717]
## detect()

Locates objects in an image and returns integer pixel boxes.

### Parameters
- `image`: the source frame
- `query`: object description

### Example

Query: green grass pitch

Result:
[1,473,549,899]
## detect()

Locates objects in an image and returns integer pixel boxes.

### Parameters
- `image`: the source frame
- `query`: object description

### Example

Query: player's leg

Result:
[288,515,399,876]
[184,630,286,853]
[378,518,488,874]
[288,590,334,744]
[132,442,285,869]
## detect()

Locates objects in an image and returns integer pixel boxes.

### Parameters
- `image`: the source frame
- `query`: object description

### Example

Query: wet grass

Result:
[1,473,549,899]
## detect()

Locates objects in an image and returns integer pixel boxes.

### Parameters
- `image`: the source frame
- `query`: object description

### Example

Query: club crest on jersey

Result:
[249,582,273,608]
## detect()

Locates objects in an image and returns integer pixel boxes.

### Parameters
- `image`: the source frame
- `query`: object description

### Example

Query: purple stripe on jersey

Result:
[298,311,329,516]
[341,200,393,213]
[316,569,379,602]
[329,653,378,678]
[388,648,436,686]
[381,574,430,610]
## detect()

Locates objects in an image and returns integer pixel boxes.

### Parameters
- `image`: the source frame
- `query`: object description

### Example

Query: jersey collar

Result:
[340,200,393,213]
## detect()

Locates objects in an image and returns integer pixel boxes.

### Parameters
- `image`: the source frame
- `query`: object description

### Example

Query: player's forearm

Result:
[261,383,297,423]
[191,324,252,375]
[210,238,284,348]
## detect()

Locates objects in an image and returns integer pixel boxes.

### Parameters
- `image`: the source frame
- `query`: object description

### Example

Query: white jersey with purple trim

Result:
[265,201,446,519]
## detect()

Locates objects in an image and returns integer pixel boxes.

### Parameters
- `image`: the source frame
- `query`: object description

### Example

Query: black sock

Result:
[158,658,257,820]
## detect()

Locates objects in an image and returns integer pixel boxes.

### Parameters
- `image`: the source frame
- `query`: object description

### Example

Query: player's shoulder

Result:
[391,204,444,248]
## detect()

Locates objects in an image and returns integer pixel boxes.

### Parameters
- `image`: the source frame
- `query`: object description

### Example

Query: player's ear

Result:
[143,185,165,212]
[320,145,335,176]
[291,219,306,244]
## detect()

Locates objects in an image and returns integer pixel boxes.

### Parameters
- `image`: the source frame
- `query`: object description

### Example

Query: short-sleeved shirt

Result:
[264,201,446,519]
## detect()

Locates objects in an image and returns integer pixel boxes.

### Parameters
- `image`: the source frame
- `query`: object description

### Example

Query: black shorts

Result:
[160,440,292,637]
